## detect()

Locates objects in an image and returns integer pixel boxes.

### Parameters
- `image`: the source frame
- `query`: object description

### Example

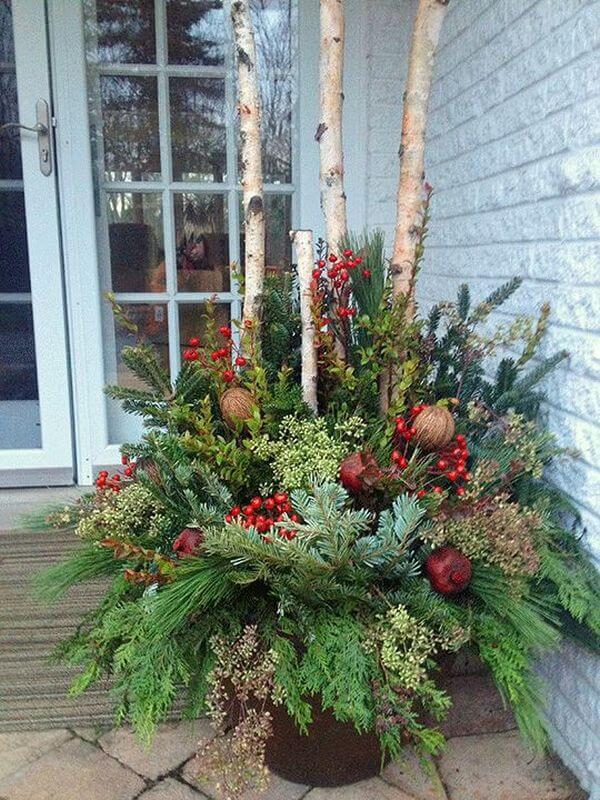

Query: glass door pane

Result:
[82,0,296,448]
[0,0,40,449]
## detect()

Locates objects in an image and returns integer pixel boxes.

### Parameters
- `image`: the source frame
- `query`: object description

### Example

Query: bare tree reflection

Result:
[92,0,156,64]
[167,0,226,65]
[170,77,227,182]
[100,76,161,181]
[251,0,294,183]
[0,0,21,180]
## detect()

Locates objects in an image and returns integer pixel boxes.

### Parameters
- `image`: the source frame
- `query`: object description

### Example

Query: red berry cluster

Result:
[392,406,470,497]
[225,492,300,540]
[311,247,369,325]
[429,433,470,497]
[181,325,250,384]
[95,455,136,493]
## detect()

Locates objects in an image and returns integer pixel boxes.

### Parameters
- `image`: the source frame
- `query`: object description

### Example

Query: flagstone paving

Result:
[0,721,587,800]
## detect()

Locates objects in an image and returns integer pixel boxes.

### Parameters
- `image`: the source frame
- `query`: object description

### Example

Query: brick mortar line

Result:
[428,41,598,142]
[427,139,573,187]
[429,154,600,198]
[424,237,600,250]
[431,0,497,63]
[420,271,600,289]
[430,0,585,115]
[430,0,549,109]
[427,85,596,168]
[424,191,600,225]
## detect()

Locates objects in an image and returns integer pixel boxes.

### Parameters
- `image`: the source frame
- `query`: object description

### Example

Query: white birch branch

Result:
[290,229,318,412]
[231,0,265,333]
[391,0,449,313]
[318,0,347,253]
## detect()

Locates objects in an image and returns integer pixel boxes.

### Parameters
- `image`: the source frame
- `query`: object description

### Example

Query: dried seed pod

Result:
[412,406,455,451]
[172,527,203,557]
[219,387,256,428]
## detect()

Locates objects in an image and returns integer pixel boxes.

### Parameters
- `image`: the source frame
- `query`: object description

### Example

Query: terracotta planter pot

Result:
[264,697,385,787]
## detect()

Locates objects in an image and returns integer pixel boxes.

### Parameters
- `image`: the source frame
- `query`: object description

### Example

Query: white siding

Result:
[363,0,600,793]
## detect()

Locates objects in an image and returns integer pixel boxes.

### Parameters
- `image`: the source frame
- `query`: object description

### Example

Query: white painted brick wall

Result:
[363,0,600,793]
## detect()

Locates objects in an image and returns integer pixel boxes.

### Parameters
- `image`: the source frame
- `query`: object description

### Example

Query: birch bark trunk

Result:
[291,230,318,412]
[318,0,347,358]
[380,0,448,414]
[231,0,265,333]
[390,0,448,313]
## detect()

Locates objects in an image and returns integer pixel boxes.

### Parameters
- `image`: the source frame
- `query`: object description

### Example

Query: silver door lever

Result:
[0,121,48,134]
[0,99,52,176]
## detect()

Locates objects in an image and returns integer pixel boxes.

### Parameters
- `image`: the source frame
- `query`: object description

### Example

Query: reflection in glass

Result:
[100,75,161,181]
[170,77,226,182]
[0,191,30,292]
[0,1,15,63]
[0,303,38,400]
[240,193,291,272]
[252,0,293,182]
[167,0,226,66]
[175,194,230,292]
[0,303,41,449]
[106,192,165,292]
[179,303,230,358]
[0,3,41,450]
[90,0,156,64]
[0,1,21,181]
[109,303,169,389]
[106,303,169,443]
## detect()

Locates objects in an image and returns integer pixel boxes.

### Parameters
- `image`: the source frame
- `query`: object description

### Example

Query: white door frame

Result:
[0,0,73,486]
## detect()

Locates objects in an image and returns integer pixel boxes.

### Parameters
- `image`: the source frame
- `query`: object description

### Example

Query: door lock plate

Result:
[36,98,52,176]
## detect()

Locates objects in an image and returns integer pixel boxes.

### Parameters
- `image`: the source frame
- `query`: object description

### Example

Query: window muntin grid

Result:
[83,0,296,443]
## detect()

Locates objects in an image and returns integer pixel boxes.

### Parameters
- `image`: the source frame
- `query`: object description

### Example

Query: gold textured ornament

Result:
[220,387,256,428]
[412,406,455,451]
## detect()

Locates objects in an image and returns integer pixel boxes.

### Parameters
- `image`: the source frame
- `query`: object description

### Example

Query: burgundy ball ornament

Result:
[425,546,472,595]
[173,527,203,557]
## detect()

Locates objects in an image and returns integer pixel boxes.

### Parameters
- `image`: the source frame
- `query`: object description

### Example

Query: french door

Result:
[49,0,300,484]
[0,0,73,486]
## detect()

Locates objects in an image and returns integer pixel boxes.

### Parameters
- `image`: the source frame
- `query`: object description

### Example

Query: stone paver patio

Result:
[0,721,587,800]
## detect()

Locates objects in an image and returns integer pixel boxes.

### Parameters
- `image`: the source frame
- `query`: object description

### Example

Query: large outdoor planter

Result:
[262,650,514,787]
[264,697,385,787]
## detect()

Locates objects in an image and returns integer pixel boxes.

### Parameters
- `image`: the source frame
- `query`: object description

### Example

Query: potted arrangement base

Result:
[36,252,600,798]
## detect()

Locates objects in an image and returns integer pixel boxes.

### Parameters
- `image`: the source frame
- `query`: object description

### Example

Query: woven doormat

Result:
[0,529,114,731]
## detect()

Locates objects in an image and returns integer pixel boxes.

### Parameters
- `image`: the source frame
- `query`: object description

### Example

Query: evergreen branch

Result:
[516,303,550,366]
[34,545,120,602]
[120,345,172,396]
[495,351,568,411]
[468,277,522,324]
[145,556,240,640]
[457,284,470,321]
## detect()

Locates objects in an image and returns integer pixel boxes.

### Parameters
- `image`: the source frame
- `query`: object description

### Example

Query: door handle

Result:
[0,99,53,176]
[0,122,47,134]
